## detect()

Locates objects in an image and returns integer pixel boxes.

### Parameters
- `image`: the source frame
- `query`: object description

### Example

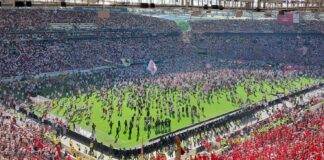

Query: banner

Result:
[191,10,201,16]
[98,11,110,19]
[108,8,128,13]
[175,20,191,32]
[284,65,304,71]
[293,13,300,23]
[277,14,293,24]
[264,10,272,17]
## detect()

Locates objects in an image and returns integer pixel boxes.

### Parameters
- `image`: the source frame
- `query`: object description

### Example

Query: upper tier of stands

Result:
[0,9,323,78]
[0,9,179,33]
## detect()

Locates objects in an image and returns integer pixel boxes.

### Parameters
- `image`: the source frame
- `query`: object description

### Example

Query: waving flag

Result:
[120,58,131,67]
[205,63,212,69]
[301,46,308,55]
[147,60,157,75]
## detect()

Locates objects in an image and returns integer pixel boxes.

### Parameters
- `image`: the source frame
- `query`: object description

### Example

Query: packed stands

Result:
[0,7,323,160]
[191,96,324,160]
[0,9,323,78]
[0,9,178,32]
[0,108,60,159]
[190,20,324,33]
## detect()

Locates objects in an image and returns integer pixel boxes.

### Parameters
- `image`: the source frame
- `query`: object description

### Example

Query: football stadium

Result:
[0,0,323,159]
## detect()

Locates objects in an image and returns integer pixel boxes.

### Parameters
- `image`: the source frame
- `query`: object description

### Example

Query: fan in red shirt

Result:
[66,154,73,160]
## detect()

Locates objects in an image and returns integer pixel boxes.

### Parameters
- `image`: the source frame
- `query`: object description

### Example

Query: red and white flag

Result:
[147,60,157,75]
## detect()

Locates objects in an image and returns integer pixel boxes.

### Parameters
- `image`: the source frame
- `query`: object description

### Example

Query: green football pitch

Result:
[35,76,322,148]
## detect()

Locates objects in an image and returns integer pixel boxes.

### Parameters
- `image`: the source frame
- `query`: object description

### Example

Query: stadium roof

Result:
[1,0,323,10]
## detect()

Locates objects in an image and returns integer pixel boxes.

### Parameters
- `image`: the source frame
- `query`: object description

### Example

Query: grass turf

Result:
[35,76,322,148]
